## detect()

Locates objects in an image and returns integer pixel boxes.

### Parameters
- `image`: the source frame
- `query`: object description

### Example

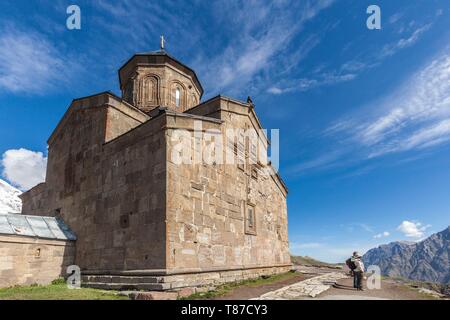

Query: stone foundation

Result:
[81,264,292,291]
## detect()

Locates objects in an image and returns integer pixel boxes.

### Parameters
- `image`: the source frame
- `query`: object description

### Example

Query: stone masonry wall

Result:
[98,113,167,271]
[165,99,290,273]
[22,93,167,272]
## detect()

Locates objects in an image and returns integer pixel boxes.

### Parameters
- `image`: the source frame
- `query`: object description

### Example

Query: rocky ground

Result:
[253,271,346,300]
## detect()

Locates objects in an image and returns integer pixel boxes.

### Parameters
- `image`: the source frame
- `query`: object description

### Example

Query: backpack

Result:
[346,258,357,270]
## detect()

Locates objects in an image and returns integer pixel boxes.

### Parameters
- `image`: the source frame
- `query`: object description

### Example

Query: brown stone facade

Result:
[0,235,75,287]
[20,51,290,290]
[166,97,290,273]
[22,93,166,272]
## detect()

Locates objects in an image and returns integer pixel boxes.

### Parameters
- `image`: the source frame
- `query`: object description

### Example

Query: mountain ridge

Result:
[363,226,450,284]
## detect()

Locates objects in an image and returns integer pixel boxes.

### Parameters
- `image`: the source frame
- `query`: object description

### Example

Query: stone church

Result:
[16,46,291,290]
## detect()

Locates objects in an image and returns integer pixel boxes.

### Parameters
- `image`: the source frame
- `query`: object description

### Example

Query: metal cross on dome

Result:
[160,35,165,51]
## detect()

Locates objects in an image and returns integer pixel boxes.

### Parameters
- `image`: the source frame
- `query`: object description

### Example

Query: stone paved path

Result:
[252,272,348,300]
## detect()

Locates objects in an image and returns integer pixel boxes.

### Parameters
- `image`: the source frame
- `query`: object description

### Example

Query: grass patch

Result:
[51,277,67,285]
[400,283,440,300]
[180,271,298,300]
[0,280,129,300]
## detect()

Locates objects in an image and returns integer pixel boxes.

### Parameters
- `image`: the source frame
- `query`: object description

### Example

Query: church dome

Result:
[118,49,203,113]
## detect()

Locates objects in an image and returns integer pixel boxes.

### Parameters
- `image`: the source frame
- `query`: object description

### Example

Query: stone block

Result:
[131,291,178,300]
[191,182,204,191]
[176,287,195,298]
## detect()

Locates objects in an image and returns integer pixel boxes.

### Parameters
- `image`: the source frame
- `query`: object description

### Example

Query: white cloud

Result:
[198,0,335,96]
[318,48,450,169]
[95,0,203,51]
[0,27,79,94]
[363,52,450,156]
[286,149,347,175]
[373,231,390,239]
[341,61,368,72]
[267,87,284,95]
[388,12,404,24]
[268,23,432,96]
[381,24,431,57]
[1,148,47,191]
[91,0,334,97]
[267,72,356,95]
[397,221,430,238]
[399,119,450,150]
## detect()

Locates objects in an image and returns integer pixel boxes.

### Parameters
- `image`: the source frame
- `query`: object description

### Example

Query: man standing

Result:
[350,251,358,289]
[346,251,358,288]
[353,253,365,291]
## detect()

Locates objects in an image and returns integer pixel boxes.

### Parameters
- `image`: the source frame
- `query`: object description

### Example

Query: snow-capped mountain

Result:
[0,178,22,214]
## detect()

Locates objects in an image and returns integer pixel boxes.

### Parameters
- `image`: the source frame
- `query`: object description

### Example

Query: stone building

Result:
[0,213,76,287]
[18,48,291,290]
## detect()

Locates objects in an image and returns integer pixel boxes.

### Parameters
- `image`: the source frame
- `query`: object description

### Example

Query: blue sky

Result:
[0,0,449,262]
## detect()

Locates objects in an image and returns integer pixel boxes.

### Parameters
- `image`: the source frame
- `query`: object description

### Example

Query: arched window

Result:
[175,87,181,107]
[171,82,185,108]
[143,76,157,103]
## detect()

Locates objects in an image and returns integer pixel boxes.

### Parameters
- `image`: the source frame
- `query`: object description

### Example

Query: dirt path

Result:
[212,273,312,300]
[317,277,435,300]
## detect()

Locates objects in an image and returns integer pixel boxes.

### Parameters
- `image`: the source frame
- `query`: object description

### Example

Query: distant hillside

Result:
[363,226,450,284]
[0,179,22,214]
[291,255,342,269]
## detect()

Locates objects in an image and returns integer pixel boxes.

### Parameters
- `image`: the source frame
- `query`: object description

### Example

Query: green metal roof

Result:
[0,213,76,241]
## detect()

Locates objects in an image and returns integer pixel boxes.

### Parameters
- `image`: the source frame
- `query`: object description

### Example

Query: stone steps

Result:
[81,275,171,291]
[81,275,163,284]
[81,265,293,292]
[82,281,171,291]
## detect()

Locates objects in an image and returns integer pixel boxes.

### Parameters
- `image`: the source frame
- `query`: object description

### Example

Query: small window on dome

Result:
[175,88,181,107]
